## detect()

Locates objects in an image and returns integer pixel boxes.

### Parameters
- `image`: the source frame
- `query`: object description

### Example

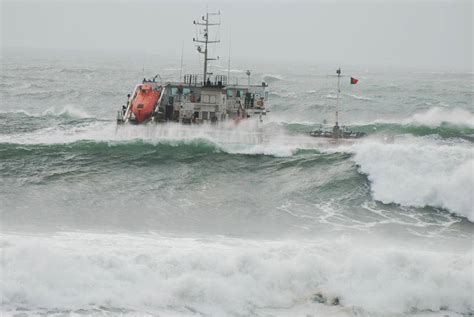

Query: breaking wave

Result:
[1,111,472,220]
[0,119,317,157]
[362,107,474,129]
[356,123,474,141]
[41,105,94,119]
[0,139,225,163]
[404,107,474,128]
[333,137,474,221]
[0,105,93,120]
[1,232,471,316]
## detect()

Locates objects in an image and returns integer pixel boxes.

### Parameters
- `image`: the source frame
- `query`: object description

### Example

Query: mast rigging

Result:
[193,11,221,84]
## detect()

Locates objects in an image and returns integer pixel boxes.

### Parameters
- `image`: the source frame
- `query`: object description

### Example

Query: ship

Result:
[117,11,269,125]
[310,68,366,140]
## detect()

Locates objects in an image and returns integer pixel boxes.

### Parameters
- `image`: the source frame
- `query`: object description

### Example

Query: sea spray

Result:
[330,136,474,221]
[1,232,472,316]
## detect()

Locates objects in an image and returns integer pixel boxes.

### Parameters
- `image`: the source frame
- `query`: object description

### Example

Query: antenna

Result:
[193,11,221,84]
[179,41,184,80]
[142,50,146,79]
[227,27,231,81]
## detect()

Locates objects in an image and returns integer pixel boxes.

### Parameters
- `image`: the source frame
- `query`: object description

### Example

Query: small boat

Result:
[310,68,366,140]
[310,126,366,139]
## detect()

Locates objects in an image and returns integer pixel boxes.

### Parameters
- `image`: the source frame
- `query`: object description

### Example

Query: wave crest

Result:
[347,138,474,221]
[406,107,474,128]
[0,105,93,120]
[42,105,93,119]
[2,232,472,316]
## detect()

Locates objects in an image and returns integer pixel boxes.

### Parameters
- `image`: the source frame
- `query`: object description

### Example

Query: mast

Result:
[227,30,231,81]
[179,41,184,80]
[193,11,220,84]
[336,68,341,126]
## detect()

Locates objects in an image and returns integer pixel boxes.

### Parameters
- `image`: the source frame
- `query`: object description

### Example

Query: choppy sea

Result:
[1,50,473,316]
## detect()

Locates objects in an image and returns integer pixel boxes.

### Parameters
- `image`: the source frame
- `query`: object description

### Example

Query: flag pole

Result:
[336,68,341,127]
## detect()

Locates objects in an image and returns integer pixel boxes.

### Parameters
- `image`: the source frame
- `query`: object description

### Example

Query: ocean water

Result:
[1,50,473,316]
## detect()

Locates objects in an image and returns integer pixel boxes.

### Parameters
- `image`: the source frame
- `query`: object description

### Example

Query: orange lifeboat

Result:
[130,84,161,123]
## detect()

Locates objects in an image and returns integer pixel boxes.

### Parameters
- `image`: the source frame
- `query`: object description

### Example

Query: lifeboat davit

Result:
[130,84,161,123]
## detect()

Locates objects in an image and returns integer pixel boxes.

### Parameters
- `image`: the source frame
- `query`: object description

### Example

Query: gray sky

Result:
[1,0,472,70]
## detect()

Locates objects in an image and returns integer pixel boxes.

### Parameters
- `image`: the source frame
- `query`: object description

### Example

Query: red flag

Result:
[350,77,359,84]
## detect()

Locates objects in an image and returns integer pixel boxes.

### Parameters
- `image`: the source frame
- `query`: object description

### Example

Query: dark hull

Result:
[310,130,366,139]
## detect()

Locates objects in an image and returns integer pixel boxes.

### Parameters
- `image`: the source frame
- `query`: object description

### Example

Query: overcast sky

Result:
[1,0,472,70]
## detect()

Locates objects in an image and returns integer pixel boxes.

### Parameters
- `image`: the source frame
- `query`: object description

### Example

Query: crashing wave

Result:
[0,105,93,120]
[332,137,474,221]
[405,107,474,128]
[361,107,474,129]
[1,232,471,316]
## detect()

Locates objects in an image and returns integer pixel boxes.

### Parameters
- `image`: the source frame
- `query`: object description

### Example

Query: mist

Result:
[1,0,472,71]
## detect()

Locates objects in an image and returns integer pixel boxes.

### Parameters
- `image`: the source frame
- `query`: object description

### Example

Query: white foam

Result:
[359,107,474,128]
[1,232,471,316]
[2,115,472,219]
[0,105,93,119]
[405,107,474,128]
[42,105,93,119]
[324,94,339,100]
[331,137,474,221]
[271,90,298,98]
[0,119,319,157]
[344,93,372,101]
